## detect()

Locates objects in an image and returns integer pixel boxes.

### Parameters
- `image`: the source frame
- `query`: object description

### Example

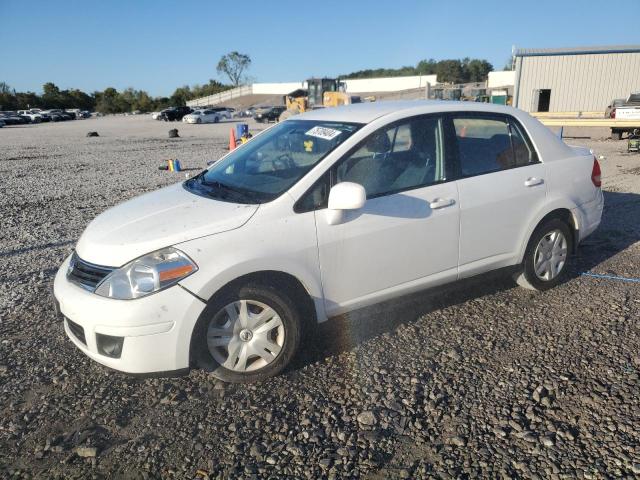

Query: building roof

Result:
[514,45,640,57]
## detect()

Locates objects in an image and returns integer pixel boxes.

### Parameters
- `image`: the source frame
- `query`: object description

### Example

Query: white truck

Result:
[609,92,640,140]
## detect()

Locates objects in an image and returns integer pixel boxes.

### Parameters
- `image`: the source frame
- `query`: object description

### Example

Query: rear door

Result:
[450,113,546,276]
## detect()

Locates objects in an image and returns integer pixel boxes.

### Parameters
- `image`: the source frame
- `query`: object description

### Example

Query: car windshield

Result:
[185,119,362,204]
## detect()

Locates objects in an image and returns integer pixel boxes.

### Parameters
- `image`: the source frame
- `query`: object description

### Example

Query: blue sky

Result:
[1,0,639,97]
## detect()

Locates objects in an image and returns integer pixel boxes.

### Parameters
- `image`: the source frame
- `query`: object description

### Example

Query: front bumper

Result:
[53,255,206,374]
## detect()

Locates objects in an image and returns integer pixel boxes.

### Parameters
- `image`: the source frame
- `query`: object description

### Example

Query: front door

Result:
[312,114,460,315]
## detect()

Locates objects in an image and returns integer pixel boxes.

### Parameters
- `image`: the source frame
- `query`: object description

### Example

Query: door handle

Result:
[429,198,455,209]
[524,177,544,187]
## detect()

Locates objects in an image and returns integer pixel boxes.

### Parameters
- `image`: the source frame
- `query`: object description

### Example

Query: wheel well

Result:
[220,271,316,319]
[536,208,578,251]
[188,270,317,366]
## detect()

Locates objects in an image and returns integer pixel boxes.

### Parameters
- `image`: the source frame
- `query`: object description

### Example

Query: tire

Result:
[611,129,623,140]
[516,218,573,291]
[213,116,219,123]
[196,118,202,124]
[192,283,302,383]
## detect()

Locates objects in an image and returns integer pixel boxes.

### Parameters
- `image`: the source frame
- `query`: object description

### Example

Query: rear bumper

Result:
[574,189,604,243]
[53,255,206,374]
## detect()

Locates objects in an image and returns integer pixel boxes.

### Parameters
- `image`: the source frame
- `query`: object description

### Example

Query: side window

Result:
[509,120,539,166]
[294,172,330,213]
[335,116,445,199]
[453,116,513,176]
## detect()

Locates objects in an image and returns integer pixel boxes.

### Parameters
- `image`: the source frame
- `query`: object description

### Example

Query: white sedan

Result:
[17,110,43,123]
[54,101,603,382]
[182,108,231,124]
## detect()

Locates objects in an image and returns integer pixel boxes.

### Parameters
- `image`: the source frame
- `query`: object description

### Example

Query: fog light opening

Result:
[96,334,124,359]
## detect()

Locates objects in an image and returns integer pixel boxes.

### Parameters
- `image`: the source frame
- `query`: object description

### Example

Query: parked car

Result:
[182,108,231,124]
[605,98,625,118]
[254,106,286,123]
[17,110,43,123]
[41,109,65,122]
[159,106,193,122]
[0,111,28,125]
[607,93,640,138]
[240,106,260,118]
[54,101,603,382]
[28,109,51,122]
[607,92,640,140]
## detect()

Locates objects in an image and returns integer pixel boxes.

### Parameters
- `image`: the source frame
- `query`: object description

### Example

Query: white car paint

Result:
[614,106,640,120]
[54,100,604,375]
[183,108,231,124]
[17,110,43,122]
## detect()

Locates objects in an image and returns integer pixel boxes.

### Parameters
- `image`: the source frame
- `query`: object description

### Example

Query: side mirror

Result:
[326,182,366,225]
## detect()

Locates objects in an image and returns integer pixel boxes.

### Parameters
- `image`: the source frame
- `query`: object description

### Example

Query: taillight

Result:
[591,157,602,187]
[611,108,616,119]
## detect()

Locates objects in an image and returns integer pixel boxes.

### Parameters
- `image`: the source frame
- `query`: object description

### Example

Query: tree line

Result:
[1,53,499,113]
[340,57,494,83]
[0,80,232,114]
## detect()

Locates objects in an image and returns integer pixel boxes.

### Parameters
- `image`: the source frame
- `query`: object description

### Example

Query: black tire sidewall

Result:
[192,283,301,383]
[523,218,573,291]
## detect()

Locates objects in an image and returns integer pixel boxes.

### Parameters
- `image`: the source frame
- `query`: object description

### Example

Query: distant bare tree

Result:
[216,52,251,87]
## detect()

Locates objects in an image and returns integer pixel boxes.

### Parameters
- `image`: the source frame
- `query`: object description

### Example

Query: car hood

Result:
[75,183,259,267]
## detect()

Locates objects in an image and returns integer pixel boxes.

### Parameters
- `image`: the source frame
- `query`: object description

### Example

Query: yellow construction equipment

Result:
[280,78,360,120]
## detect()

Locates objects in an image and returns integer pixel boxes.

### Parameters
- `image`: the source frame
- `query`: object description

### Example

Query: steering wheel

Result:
[273,153,295,170]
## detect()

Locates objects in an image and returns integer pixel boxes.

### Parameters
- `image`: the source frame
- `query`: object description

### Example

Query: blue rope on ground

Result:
[581,272,640,283]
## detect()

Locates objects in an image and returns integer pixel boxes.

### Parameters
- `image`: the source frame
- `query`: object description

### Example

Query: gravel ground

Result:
[1,117,639,479]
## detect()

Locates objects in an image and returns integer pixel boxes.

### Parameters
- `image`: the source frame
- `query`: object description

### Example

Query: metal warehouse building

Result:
[513,45,640,113]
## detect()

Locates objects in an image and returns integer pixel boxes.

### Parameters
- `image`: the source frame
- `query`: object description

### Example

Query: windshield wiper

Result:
[203,179,258,203]
[189,171,266,204]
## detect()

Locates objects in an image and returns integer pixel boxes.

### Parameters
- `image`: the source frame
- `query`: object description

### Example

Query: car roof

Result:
[294,100,528,124]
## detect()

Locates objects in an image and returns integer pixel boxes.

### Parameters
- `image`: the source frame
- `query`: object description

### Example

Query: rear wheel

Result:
[516,218,572,291]
[214,116,219,123]
[192,283,301,383]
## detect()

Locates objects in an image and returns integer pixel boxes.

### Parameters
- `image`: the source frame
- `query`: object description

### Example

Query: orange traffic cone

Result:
[229,128,236,151]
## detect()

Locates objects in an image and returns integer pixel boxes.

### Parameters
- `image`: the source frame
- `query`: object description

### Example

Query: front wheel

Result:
[192,283,301,383]
[516,218,573,291]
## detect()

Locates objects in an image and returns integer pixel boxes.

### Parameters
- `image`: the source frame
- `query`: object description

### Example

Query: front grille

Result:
[66,318,87,345]
[67,253,114,291]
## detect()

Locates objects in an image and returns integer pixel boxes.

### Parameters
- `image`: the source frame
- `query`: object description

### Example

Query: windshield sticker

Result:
[305,126,342,141]
[304,140,314,152]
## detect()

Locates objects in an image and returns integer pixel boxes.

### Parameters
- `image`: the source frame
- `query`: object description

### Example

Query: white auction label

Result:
[305,126,342,140]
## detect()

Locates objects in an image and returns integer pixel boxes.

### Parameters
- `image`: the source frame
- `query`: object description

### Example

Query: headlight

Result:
[94,247,197,300]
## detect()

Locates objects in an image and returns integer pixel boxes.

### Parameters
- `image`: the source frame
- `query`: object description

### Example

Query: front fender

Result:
[176,204,327,323]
